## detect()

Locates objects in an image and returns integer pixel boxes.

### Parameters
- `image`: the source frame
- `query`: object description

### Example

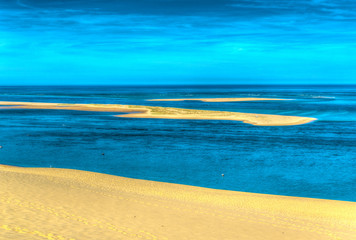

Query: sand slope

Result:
[1,165,355,240]
[0,101,316,126]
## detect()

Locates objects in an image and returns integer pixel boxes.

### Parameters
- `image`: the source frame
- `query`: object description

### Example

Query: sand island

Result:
[0,101,316,126]
[1,164,355,240]
[147,97,293,102]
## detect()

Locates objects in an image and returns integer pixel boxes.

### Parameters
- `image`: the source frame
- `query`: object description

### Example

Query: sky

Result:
[0,0,355,85]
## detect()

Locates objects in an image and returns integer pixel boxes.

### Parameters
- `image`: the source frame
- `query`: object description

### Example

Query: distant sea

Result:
[0,85,355,201]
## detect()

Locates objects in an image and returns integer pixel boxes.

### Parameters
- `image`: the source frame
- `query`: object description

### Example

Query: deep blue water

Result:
[0,85,355,201]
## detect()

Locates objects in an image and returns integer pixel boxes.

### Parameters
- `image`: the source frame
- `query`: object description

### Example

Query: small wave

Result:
[246,94,261,96]
[312,96,336,99]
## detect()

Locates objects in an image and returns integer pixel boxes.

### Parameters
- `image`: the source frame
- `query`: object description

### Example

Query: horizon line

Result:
[1,83,356,87]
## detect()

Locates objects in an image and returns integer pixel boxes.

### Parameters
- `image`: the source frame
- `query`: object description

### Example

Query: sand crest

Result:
[0,165,355,240]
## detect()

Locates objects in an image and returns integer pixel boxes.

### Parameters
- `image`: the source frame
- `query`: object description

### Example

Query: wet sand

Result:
[0,101,316,126]
[1,165,355,240]
[147,97,292,102]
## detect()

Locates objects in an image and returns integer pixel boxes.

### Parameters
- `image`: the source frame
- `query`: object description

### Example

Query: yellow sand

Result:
[148,97,292,102]
[0,165,355,240]
[0,101,316,126]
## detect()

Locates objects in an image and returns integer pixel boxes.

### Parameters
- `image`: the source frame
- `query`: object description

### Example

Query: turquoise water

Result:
[0,85,355,201]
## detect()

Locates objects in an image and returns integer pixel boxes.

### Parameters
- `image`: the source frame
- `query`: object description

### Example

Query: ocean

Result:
[0,85,355,201]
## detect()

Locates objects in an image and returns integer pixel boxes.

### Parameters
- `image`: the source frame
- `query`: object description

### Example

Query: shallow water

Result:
[0,85,355,201]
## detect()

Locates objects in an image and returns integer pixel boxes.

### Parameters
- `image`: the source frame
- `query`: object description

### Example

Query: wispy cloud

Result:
[0,0,355,83]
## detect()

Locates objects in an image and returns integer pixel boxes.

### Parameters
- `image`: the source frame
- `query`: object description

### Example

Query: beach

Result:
[0,101,316,126]
[1,164,355,240]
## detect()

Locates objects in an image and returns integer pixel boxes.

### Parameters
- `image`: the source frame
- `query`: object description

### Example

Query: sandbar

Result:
[0,164,355,240]
[0,101,316,126]
[148,97,292,102]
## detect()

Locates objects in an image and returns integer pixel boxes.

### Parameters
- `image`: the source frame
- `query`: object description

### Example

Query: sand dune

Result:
[147,97,292,102]
[1,165,355,240]
[0,101,316,126]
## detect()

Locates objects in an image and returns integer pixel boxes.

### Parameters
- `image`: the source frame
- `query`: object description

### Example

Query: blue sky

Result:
[0,0,355,85]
